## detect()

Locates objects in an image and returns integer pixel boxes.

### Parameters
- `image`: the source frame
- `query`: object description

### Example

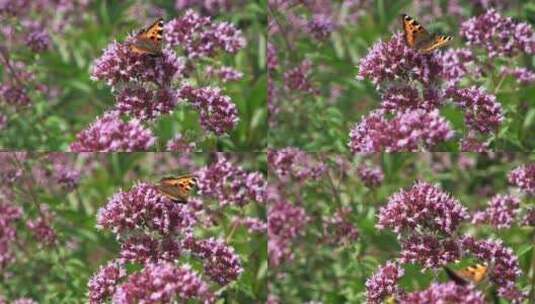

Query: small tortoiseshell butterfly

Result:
[401,14,452,53]
[129,18,164,56]
[156,175,197,204]
[445,263,488,285]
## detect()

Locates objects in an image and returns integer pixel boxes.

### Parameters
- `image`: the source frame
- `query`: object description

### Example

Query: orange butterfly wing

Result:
[445,264,488,285]
[401,14,452,53]
[130,18,164,56]
[156,175,197,203]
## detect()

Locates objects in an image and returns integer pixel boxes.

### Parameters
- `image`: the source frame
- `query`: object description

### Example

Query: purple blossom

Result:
[460,135,490,152]
[268,200,308,267]
[119,235,181,265]
[91,42,184,87]
[267,42,278,71]
[399,234,461,269]
[508,164,535,195]
[88,262,126,304]
[284,59,317,94]
[26,204,56,246]
[365,261,404,304]
[0,84,31,106]
[232,216,267,234]
[165,9,246,58]
[472,194,520,229]
[165,134,196,152]
[400,282,485,304]
[460,9,535,58]
[357,33,443,87]
[377,182,469,236]
[115,87,178,121]
[175,0,242,13]
[522,207,535,226]
[440,48,478,85]
[69,112,156,152]
[501,67,535,85]
[185,237,243,285]
[267,148,326,181]
[461,236,524,303]
[196,155,266,206]
[348,109,454,152]
[205,66,243,82]
[178,85,239,135]
[357,165,384,188]
[113,263,214,304]
[0,201,22,271]
[380,86,442,112]
[446,86,503,134]
[306,14,336,40]
[322,207,359,246]
[97,183,197,235]
[25,27,50,53]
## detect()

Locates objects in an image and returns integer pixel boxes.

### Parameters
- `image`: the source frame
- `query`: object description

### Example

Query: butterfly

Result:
[444,263,488,285]
[129,18,164,56]
[156,175,198,204]
[401,14,452,53]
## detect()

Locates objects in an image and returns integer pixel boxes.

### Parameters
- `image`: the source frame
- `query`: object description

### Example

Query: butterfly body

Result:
[156,175,197,204]
[445,264,488,285]
[129,18,164,56]
[401,14,452,53]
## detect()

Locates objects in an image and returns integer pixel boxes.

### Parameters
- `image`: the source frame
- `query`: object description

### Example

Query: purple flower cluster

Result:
[440,48,478,85]
[460,9,535,58]
[233,216,267,234]
[268,200,308,267]
[205,66,243,83]
[185,237,243,286]
[400,282,485,304]
[446,86,503,134]
[399,234,461,269]
[119,235,182,265]
[165,133,197,152]
[90,43,184,87]
[306,13,336,40]
[165,9,246,58]
[69,112,156,152]
[501,67,535,85]
[460,236,524,302]
[508,164,535,195]
[348,109,454,152]
[175,0,243,13]
[357,165,384,188]
[267,148,326,181]
[88,262,126,304]
[115,87,178,121]
[178,85,239,135]
[365,261,404,304]
[522,207,535,226]
[283,59,317,94]
[26,204,56,246]
[97,183,197,235]
[0,201,22,271]
[377,182,469,236]
[196,155,267,206]
[357,33,442,86]
[112,263,214,304]
[472,194,520,229]
[322,207,359,246]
